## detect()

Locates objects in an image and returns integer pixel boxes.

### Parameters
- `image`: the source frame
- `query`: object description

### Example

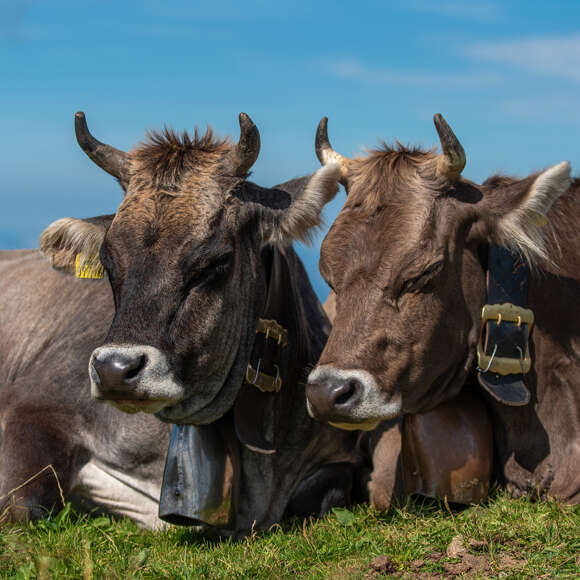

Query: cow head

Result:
[40,112,340,424]
[306,115,571,430]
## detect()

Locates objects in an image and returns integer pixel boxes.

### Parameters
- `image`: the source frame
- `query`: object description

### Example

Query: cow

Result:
[38,112,359,533]
[0,250,171,528]
[306,114,579,504]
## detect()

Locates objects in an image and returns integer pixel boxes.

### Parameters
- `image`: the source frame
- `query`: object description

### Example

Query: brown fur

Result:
[38,116,352,532]
[345,144,441,214]
[130,127,233,189]
[313,135,578,503]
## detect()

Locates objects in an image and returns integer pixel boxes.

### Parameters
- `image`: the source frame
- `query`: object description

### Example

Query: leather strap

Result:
[477,245,532,406]
[233,247,293,453]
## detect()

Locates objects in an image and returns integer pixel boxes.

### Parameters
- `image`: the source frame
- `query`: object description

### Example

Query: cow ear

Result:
[263,162,341,245]
[482,161,571,261]
[39,215,113,276]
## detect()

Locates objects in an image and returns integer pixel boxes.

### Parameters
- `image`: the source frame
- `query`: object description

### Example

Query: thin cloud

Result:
[402,0,501,21]
[499,93,580,124]
[470,34,580,82]
[327,58,502,89]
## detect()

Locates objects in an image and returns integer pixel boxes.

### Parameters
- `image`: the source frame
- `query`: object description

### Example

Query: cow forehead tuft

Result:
[129,126,233,190]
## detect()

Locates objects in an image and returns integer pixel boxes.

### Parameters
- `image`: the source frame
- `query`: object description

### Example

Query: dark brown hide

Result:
[309,118,577,503]
[482,177,580,503]
[39,114,354,532]
[323,291,493,506]
[0,250,170,527]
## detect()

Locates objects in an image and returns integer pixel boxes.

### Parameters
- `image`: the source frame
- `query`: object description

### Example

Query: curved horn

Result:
[315,117,348,167]
[433,114,466,180]
[75,112,128,180]
[230,112,260,176]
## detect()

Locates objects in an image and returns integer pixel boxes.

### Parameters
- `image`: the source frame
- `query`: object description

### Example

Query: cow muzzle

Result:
[306,365,402,431]
[89,344,184,413]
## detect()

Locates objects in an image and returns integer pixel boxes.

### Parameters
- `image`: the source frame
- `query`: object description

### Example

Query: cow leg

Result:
[0,411,74,522]
[286,462,355,519]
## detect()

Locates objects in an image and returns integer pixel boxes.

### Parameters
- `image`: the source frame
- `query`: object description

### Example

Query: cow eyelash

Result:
[184,253,233,293]
[399,261,444,296]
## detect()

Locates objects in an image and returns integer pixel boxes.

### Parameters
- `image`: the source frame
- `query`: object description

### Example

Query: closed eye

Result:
[399,261,444,295]
[183,252,233,294]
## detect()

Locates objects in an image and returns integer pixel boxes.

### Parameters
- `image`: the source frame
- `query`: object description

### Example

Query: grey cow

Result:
[0,249,170,527]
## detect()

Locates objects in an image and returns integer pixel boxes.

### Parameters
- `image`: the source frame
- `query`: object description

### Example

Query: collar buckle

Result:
[245,318,288,392]
[476,303,534,376]
[255,318,288,348]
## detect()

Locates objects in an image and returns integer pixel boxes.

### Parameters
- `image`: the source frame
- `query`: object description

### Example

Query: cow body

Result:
[38,113,358,533]
[307,116,578,504]
[485,179,580,502]
[0,249,170,527]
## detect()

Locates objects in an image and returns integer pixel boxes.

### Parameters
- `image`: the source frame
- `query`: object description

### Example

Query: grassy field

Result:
[0,490,578,579]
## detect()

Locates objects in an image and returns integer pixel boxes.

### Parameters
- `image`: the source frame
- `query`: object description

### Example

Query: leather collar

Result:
[476,245,533,406]
[233,246,292,453]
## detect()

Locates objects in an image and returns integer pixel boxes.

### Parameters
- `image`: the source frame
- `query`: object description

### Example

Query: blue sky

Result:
[2,0,580,298]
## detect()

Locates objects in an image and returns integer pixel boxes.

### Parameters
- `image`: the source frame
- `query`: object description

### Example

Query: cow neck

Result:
[233,245,297,454]
[159,246,303,529]
[476,245,534,406]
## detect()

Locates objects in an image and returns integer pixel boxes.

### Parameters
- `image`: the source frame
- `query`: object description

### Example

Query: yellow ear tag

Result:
[75,254,104,279]
[531,212,548,227]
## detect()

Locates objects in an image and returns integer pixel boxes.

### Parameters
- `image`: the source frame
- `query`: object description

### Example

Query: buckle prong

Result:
[477,343,498,373]
[246,359,262,385]
[515,346,526,374]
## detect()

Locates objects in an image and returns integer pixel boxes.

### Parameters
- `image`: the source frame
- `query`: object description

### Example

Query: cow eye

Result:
[400,261,443,295]
[184,253,233,293]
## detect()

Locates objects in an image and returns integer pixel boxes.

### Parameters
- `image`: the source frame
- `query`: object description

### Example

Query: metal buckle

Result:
[245,361,282,392]
[255,319,288,348]
[476,303,534,376]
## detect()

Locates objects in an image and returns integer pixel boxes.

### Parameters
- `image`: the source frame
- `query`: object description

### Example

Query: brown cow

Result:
[307,115,579,504]
[39,112,358,533]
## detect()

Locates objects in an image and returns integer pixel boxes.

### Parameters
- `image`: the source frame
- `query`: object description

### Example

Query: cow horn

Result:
[315,117,348,166]
[231,112,261,176]
[75,112,129,180]
[315,117,349,185]
[434,114,466,180]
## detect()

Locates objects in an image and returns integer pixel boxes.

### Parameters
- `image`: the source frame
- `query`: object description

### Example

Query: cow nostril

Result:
[335,380,357,406]
[124,355,147,380]
[92,350,149,395]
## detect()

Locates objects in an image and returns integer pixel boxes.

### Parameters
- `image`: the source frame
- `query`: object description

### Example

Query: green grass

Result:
[1,491,578,579]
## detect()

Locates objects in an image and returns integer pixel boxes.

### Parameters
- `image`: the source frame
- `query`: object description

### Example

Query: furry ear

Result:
[264,162,341,245]
[39,215,113,275]
[486,162,571,261]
